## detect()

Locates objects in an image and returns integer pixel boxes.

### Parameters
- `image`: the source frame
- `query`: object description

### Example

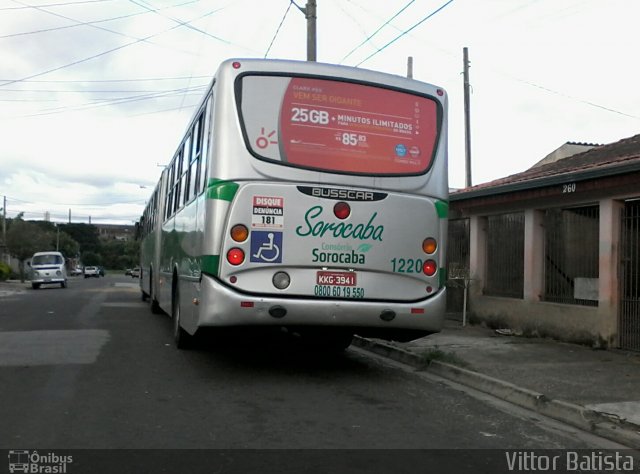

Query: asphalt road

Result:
[0,275,621,451]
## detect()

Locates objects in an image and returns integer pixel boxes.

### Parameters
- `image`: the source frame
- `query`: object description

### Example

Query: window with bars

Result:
[484,212,524,298]
[543,206,599,306]
[447,218,470,279]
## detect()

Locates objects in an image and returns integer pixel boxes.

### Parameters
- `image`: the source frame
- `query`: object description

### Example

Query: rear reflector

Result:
[240,301,254,308]
[411,308,425,314]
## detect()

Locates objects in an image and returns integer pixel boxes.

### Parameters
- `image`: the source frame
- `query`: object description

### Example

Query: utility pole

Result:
[293,0,317,61]
[463,47,472,188]
[407,56,413,79]
[305,0,317,61]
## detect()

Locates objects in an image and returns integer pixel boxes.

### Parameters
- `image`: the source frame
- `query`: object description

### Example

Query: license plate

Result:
[316,271,357,286]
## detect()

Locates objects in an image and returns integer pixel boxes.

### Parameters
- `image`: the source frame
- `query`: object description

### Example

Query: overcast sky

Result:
[2,0,639,225]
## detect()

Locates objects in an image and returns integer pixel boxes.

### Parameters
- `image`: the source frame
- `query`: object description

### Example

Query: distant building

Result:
[447,134,640,351]
[95,224,135,241]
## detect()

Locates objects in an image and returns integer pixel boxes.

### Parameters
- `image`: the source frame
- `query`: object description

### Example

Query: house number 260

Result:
[562,183,576,193]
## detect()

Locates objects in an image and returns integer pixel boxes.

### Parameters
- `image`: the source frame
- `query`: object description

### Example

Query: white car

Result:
[84,266,100,278]
[131,267,140,278]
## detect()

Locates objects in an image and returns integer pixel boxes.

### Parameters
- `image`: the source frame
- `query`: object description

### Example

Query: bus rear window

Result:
[238,75,441,176]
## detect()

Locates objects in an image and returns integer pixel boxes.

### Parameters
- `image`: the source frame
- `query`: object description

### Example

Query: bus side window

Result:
[189,114,203,200]
[174,150,183,214]
[165,161,176,219]
[182,134,192,205]
[199,94,213,195]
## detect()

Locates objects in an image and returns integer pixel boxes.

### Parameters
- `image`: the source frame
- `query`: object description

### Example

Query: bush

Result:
[0,262,11,281]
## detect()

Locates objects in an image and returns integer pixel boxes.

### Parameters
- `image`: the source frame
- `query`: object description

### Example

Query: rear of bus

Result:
[199,59,447,342]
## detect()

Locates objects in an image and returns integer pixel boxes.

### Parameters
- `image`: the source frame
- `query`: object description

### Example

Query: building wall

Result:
[464,197,622,348]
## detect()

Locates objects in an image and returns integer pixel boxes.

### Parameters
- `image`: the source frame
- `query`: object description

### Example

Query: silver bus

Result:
[139,58,448,350]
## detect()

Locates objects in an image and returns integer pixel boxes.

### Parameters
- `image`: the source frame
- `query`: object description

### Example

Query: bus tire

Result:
[32,283,40,290]
[151,298,162,315]
[149,272,162,314]
[172,286,193,349]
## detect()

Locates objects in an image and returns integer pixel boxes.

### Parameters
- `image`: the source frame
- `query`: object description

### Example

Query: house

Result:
[95,224,135,241]
[447,134,640,351]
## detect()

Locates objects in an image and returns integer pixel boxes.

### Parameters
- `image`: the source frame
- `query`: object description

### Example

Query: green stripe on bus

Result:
[435,200,449,218]
[201,255,220,276]
[439,267,447,287]
[207,179,239,202]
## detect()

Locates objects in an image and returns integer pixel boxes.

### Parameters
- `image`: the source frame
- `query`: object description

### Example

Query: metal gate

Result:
[446,218,470,313]
[619,200,640,351]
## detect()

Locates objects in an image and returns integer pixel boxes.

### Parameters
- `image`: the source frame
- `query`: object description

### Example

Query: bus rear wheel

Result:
[172,287,193,349]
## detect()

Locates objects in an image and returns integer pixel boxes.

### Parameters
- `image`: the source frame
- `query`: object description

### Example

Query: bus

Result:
[139,58,448,350]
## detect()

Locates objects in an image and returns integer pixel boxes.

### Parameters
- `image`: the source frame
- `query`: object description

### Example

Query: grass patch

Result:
[418,347,469,368]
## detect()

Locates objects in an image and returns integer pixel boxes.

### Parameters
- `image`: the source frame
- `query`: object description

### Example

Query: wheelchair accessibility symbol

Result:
[250,231,283,263]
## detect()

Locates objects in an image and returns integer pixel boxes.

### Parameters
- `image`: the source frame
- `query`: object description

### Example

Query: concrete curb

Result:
[353,336,640,448]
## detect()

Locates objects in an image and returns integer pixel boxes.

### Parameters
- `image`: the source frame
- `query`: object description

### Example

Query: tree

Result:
[60,223,101,254]
[57,231,80,259]
[6,217,52,282]
[81,250,102,266]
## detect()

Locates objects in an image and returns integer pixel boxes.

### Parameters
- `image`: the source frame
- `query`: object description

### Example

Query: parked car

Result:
[125,268,132,276]
[84,266,100,278]
[98,266,105,277]
[131,267,140,278]
[70,266,83,276]
[29,251,67,289]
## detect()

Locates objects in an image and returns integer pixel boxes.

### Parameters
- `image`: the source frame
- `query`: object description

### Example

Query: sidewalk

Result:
[353,316,640,448]
[0,279,28,297]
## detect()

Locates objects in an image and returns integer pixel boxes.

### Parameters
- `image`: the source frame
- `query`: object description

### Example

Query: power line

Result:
[264,1,293,58]
[0,0,114,10]
[340,0,415,64]
[355,0,455,67]
[0,75,212,83]
[508,76,640,120]
[128,0,230,45]
[10,85,207,118]
[0,85,209,93]
[0,7,226,88]
[0,0,201,39]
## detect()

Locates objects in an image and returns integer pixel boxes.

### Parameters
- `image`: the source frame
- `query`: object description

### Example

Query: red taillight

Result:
[333,201,351,220]
[227,248,245,266]
[423,260,437,276]
[232,61,241,69]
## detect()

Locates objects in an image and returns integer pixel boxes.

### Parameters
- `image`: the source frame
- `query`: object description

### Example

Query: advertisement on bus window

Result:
[239,75,440,175]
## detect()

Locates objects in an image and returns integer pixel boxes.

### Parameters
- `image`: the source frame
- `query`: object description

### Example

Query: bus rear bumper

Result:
[196,274,446,336]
